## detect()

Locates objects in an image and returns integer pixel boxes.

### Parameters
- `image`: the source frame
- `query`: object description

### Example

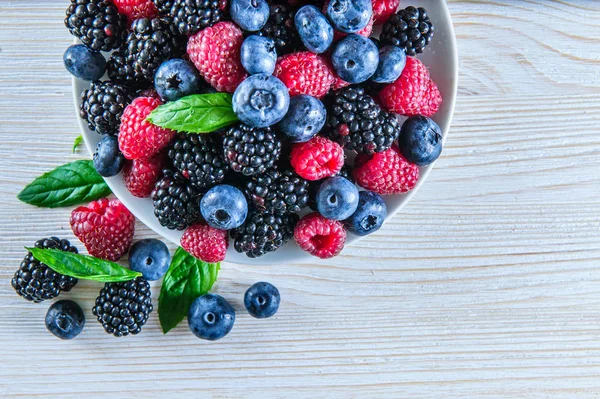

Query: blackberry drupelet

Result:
[152,169,204,230]
[244,169,309,214]
[65,0,128,52]
[12,237,78,303]
[170,0,223,35]
[80,81,132,135]
[92,277,153,337]
[153,0,175,14]
[380,6,434,56]
[222,124,282,176]
[325,86,400,154]
[231,210,298,258]
[107,18,185,89]
[258,3,302,54]
[168,133,229,188]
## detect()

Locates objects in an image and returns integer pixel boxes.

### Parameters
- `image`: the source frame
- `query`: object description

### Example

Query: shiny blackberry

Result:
[171,0,223,35]
[222,124,281,176]
[168,133,228,188]
[11,237,78,303]
[80,81,132,135]
[380,6,435,56]
[152,169,204,230]
[65,0,128,52]
[231,210,298,258]
[107,17,185,89]
[92,277,153,337]
[258,3,302,54]
[244,169,309,214]
[153,0,175,14]
[325,86,400,154]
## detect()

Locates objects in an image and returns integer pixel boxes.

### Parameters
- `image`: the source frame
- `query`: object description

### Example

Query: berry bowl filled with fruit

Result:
[69,0,458,265]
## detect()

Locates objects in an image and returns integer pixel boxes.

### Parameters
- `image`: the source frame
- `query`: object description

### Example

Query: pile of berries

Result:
[65,0,444,261]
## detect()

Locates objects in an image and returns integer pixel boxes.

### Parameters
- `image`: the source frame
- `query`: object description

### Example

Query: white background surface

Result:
[1,1,600,398]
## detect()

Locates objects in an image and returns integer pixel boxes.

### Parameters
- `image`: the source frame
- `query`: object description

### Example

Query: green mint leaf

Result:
[26,247,141,283]
[158,247,220,334]
[17,160,111,208]
[72,135,83,153]
[147,93,238,133]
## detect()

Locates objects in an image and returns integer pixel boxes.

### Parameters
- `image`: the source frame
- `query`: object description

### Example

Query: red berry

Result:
[353,144,420,195]
[111,0,158,22]
[372,0,400,24]
[187,21,247,93]
[181,223,228,263]
[379,56,442,117]
[70,198,135,261]
[290,136,344,181]
[123,154,166,198]
[294,213,346,259]
[119,96,176,160]
[274,52,335,98]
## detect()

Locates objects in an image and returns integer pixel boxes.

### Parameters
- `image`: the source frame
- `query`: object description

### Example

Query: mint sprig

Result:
[72,135,83,153]
[17,160,111,208]
[158,247,220,334]
[147,93,238,133]
[27,247,141,283]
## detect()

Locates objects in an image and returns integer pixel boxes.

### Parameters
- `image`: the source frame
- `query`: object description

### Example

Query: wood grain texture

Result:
[1,0,600,398]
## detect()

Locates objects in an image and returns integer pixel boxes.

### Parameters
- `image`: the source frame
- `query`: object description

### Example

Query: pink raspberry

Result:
[123,154,166,198]
[290,136,344,181]
[372,0,400,24]
[181,223,228,263]
[111,0,158,22]
[274,52,335,98]
[294,213,346,259]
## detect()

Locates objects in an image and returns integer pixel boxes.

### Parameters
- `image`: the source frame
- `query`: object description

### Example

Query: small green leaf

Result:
[147,93,238,133]
[17,160,111,208]
[72,135,83,153]
[158,247,220,334]
[27,247,141,283]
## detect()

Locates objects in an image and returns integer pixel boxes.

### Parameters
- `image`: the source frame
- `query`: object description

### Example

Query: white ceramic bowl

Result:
[74,0,458,264]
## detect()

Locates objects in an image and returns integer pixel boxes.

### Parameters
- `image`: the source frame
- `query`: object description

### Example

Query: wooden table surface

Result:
[2,1,600,398]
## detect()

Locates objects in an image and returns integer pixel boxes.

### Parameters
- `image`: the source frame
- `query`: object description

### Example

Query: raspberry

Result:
[274,52,335,98]
[181,223,228,262]
[290,136,344,181]
[70,198,136,261]
[187,21,247,93]
[111,0,158,21]
[372,0,400,24]
[119,96,176,160]
[123,154,166,198]
[294,213,346,259]
[379,56,442,117]
[353,144,420,195]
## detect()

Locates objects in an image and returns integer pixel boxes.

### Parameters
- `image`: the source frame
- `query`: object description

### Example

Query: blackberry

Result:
[152,169,203,230]
[153,0,175,14]
[11,237,78,303]
[80,81,132,135]
[222,124,281,176]
[107,18,185,89]
[258,3,302,54]
[65,0,128,52]
[170,0,223,35]
[231,210,298,258]
[325,86,400,154]
[168,133,228,188]
[92,277,153,337]
[380,6,435,56]
[244,169,309,214]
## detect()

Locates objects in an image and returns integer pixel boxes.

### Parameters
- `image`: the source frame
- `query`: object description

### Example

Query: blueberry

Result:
[201,184,248,230]
[241,35,277,75]
[331,34,379,84]
[128,239,170,281]
[188,294,235,341]
[295,5,334,54]
[327,0,372,33]
[244,282,280,319]
[93,136,125,177]
[63,44,106,81]
[154,59,202,102]
[230,0,270,32]
[371,45,407,84]
[278,95,326,143]
[45,300,85,340]
[232,74,290,128]
[398,116,443,166]
[345,191,387,236]
[316,176,360,220]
